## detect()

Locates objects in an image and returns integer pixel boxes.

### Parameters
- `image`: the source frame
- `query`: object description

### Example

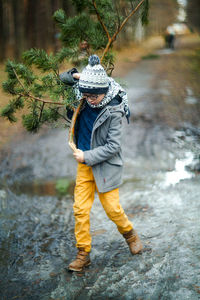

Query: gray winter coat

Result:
[60,69,125,193]
[75,100,124,193]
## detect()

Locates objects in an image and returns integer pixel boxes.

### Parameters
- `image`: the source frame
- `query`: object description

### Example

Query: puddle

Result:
[164,151,194,186]
[185,87,198,105]
[8,177,75,197]
[155,49,175,55]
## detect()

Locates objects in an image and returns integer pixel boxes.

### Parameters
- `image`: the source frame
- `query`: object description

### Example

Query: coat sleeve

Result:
[59,68,79,125]
[84,112,123,166]
[59,68,79,87]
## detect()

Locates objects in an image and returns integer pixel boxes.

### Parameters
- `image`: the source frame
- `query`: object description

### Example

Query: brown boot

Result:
[68,249,91,272]
[123,229,143,255]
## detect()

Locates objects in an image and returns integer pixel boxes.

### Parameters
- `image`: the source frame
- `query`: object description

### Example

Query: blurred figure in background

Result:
[164,25,176,49]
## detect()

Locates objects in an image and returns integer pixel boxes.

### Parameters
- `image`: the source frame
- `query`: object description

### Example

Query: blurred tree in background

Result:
[186,0,200,33]
[0,0,75,61]
[147,0,179,35]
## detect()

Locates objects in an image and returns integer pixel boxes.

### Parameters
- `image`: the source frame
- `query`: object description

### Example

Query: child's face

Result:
[83,93,105,105]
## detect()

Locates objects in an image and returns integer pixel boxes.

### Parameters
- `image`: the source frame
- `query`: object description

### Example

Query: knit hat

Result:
[78,55,109,94]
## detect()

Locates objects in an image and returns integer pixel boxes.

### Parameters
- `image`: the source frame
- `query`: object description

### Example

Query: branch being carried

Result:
[91,0,146,62]
[12,67,65,106]
[92,0,111,41]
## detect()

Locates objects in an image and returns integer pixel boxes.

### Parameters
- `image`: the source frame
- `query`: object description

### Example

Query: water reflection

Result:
[8,177,75,197]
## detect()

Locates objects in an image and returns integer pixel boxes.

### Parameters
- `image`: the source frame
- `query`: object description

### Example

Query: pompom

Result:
[88,55,100,66]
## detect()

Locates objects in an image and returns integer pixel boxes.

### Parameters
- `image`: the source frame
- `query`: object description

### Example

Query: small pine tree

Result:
[1,0,148,132]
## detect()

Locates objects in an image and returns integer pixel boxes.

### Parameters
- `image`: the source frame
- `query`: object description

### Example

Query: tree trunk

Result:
[0,0,6,60]
[12,0,26,59]
[25,0,37,49]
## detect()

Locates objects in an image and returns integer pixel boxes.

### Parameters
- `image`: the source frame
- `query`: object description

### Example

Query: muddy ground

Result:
[0,35,200,299]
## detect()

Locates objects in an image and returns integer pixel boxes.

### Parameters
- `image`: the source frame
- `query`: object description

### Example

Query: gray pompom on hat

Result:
[79,55,109,94]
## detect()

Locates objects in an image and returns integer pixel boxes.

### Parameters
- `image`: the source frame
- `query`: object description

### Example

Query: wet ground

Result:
[1,45,200,299]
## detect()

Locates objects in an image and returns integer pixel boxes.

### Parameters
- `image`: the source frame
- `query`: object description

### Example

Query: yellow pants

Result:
[73,163,133,252]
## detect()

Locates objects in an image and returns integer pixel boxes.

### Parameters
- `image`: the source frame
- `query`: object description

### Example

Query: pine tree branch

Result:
[12,66,26,91]
[130,0,134,11]
[100,0,146,62]
[35,103,68,122]
[92,0,111,41]
[39,102,45,123]
[50,107,68,121]
[19,92,65,106]
[68,99,84,152]
[12,67,65,106]
[114,2,121,30]
[116,0,145,35]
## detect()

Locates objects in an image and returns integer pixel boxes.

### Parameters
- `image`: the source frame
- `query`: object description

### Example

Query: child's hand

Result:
[73,73,81,80]
[73,149,85,163]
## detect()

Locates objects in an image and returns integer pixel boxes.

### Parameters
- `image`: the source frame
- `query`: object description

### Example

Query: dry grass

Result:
[112,35,164,77]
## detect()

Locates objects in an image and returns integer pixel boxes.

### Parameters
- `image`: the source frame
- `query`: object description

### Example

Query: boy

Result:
[60,55,142,272]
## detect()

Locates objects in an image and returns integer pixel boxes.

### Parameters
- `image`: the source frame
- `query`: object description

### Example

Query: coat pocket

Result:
[107,155,123,166]
[101,160,123,187]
